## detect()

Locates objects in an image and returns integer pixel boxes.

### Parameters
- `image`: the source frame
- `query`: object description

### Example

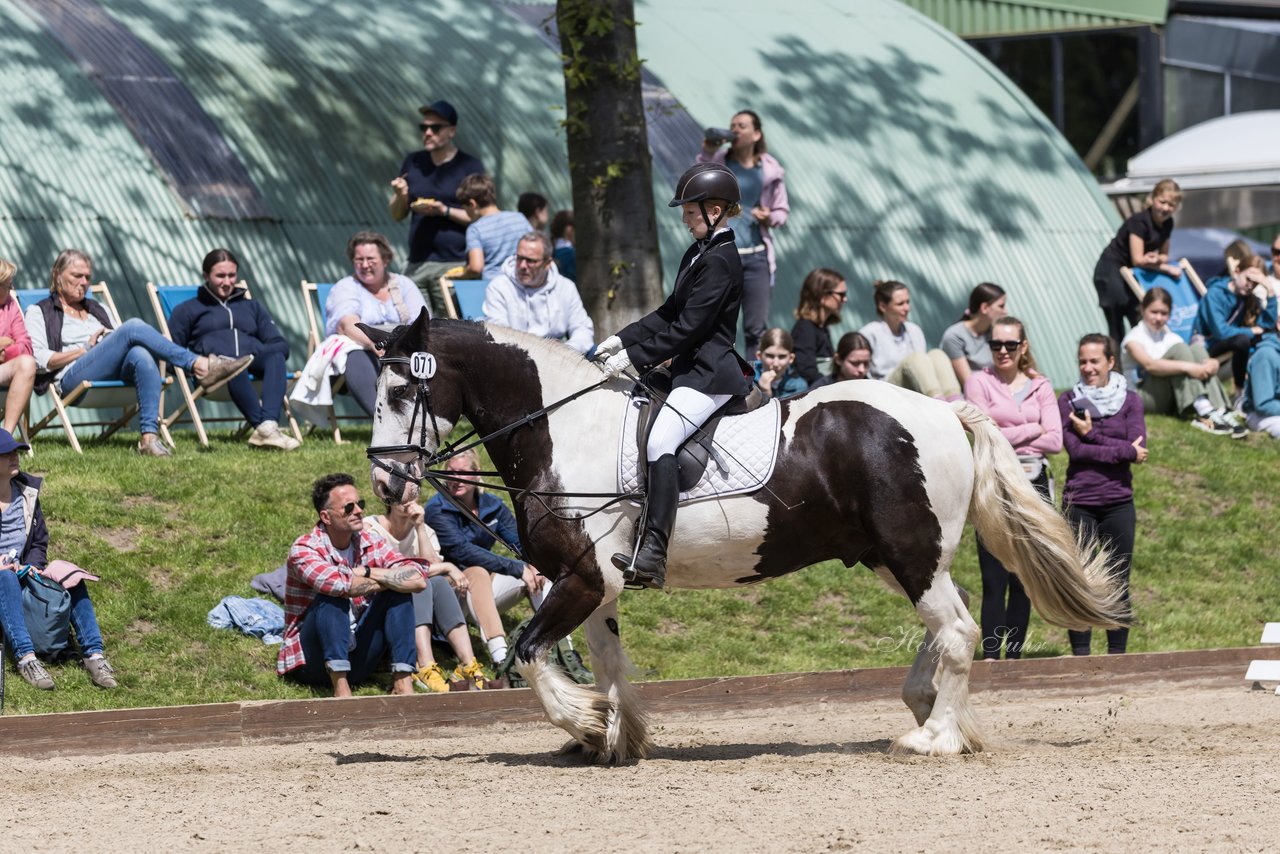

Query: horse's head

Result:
[362,308,459,505]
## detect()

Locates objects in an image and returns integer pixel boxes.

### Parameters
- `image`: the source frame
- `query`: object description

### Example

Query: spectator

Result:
[278,473,427,697]
[1245,329,1280,438]
[1269,234,1280,275]
[1123,287,1238,436]
[460,174,531,280]
[963,317,1061,660]
[1058,334,1146,656]
[482,232,594,354]
[752,327,807,399]
[168,248,298,451]
[550,209,577,283]
[26,250,251,456]
[0,428,119,690]
[699,110,789,358]
[1092,178,1183,346]
[1194,251,1278,402]
[810,332,873,389]
[389,99,485,316]
[0,257,36,436]
[518,192,549,231]
[365,498,487,692]
[859,280,961,400]
[324,231,428,417]
[425,450,550,667]
[940,282,1007,385]
[791,268,846,385]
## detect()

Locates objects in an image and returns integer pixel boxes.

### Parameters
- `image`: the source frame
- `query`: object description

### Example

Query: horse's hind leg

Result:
[582,599,651,762]
[512,573,613,755]
[892,572,984,755]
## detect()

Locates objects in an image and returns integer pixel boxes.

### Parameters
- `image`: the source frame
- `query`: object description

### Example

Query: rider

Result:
[596,163,753,589]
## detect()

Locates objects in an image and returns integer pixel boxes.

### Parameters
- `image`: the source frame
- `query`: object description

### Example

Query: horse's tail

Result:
[952,401,1128,630]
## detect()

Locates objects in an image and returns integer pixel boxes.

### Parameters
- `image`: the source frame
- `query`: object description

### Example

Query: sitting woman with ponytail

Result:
[939,282,1007,385]
[859,279,962,400]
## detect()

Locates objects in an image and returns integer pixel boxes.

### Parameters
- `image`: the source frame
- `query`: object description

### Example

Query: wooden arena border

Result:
[0,646,1273,759]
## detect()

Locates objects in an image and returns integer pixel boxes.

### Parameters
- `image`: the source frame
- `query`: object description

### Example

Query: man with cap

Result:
[389,99,487,316]
[0,428,119,690]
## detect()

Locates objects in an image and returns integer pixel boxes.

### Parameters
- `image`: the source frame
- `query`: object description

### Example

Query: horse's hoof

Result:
[890,725,971,756]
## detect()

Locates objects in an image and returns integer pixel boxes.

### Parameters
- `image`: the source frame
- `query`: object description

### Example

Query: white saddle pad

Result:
[618,396,781,504]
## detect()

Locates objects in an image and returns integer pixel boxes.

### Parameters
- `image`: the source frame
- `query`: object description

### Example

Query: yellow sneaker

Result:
[453,659,488,690]
[413,663,450,693]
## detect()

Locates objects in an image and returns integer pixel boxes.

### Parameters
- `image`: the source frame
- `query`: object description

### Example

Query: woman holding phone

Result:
[1057,334,1145,656]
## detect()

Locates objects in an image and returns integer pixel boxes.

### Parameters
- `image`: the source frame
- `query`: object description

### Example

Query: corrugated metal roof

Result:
[897,0,1167,37]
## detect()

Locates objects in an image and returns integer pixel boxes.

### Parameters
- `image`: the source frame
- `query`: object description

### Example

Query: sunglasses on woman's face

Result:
[990,339,1023,353]
[826,290,848,302]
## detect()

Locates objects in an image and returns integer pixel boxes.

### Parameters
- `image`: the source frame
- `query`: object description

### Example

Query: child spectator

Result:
[1194,251,1278,402]
[1058,334,1146,656]
[939,282,1007,385]
[963,317,1060,660]
[1092,178,1183,345]
[752,328,807,399]
[1123,287,1239,436]
[1245,330,1280,438]
[459,174,530,280]
[859,279,961,400]
[519,192,549,231]
[0,257,36,437]
[551,210,576,282]
[810,332,873,388]
[790,268,846,385]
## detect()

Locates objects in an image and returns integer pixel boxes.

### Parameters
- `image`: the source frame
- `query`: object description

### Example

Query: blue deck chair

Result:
[1120,258,1207,344]
[438,277,490,321]
[16,283,174,453]
[146,281,303,447]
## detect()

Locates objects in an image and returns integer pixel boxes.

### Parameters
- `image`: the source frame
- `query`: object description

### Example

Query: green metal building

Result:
[1,0,1118,436]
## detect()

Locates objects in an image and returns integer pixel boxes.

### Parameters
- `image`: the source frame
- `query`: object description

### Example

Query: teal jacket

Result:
[1245,334,1280,419]
[1193,276,1277,347]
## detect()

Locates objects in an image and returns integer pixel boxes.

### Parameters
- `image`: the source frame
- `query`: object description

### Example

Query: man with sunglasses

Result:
[481,231,595,354]
[278,473,428,697]
[389,99,486,316]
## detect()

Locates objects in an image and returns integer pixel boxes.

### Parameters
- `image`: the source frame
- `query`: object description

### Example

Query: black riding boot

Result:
[612,454,679,589]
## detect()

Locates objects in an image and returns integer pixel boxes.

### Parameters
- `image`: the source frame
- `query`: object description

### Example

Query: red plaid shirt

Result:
[276,523,408,674]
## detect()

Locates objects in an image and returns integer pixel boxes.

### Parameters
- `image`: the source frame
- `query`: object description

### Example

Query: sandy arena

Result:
[0,679,1272,852]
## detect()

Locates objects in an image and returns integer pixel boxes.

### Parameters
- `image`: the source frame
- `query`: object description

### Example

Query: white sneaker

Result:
[248,420,300,451]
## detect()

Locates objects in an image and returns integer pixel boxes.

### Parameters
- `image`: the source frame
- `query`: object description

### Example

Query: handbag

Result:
[21,569,72,659]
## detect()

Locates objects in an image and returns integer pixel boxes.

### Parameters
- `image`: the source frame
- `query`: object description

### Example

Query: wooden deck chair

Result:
[16,283,175,453]
[1121,257,1206,343]
[437,276,489,321]
[146,281,304,447]
[300,280,368,444]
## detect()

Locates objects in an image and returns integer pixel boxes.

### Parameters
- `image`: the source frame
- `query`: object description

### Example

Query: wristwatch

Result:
[362,566,371,578]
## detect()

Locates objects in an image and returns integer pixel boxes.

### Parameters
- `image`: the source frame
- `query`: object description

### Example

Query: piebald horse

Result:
[364,312,1125,761]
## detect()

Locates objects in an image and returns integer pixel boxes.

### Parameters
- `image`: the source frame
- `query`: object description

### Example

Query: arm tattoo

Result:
[382,567,419,588]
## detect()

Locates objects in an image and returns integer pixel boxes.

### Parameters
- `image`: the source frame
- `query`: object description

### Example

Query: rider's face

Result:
[681,202,722,240]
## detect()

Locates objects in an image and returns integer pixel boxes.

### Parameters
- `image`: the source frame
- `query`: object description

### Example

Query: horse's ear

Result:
[413,307,431,347]
[357,323,391,351]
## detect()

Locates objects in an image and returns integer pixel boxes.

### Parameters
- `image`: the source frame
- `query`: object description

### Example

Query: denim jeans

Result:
[225,350,287,426]
[69,581,104,657]
[0,570,34,660]
[289,591,416,688]
[60,318,199,434]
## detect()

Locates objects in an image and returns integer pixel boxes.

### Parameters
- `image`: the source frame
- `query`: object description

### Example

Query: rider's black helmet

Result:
[668,163,741,207]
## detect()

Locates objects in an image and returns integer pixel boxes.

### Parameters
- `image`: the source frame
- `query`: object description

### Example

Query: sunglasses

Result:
[827,290,849,302]
[1271,246,1280,255]
[331,499,366,516]
[419,122,451,134]
[991,339,1024,353]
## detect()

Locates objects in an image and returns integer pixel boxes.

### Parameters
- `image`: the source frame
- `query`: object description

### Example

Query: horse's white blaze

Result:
[369,369,453,503]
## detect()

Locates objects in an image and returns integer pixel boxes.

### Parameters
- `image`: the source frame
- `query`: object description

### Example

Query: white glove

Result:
[595,335,623,360]
[602,350,632,377]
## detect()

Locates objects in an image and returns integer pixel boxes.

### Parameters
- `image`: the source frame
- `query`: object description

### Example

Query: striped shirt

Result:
[465,211,532,278]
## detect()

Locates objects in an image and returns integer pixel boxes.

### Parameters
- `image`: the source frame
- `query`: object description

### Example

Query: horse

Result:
[363,311,1126,762]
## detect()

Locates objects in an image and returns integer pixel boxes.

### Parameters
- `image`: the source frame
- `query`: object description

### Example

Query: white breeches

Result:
[646,386,731,460]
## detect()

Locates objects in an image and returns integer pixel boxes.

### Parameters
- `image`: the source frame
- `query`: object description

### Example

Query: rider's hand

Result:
[595,335,623,360]
[602,350,632,377]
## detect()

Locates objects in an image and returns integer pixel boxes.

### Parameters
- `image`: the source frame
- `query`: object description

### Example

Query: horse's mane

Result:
[445,320,605,386]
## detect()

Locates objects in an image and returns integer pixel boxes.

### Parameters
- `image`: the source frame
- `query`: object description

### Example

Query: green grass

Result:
[3,414,1277,715]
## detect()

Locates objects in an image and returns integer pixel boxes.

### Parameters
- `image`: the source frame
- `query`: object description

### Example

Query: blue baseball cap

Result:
[418,99,458,125]
[0,429,28,454]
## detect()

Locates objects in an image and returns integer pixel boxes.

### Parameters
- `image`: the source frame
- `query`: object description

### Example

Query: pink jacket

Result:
[964,367,1062,457]
[0,296,32,363]
[696,149,789,279]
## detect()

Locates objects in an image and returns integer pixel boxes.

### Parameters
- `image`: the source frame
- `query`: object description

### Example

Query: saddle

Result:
[630,369,769,493]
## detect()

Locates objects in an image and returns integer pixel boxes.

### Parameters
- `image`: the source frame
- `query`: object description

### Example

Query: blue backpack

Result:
[21,571,72,659]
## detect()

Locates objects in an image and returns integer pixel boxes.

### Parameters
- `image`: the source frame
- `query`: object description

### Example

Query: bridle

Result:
[364,351,441,487]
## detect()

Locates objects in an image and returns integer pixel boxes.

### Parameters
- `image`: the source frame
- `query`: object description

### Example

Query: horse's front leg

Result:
[513,570,613,755]
[582,599,651,761]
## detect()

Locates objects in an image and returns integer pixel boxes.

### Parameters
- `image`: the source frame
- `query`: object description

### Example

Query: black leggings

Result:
[1208,333,1253,391]
[343,349,381,416]
[1065,500,1135,655]
[977,470,1050,660]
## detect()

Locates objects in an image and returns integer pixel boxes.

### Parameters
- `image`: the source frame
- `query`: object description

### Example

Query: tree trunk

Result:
[556,0,663,336]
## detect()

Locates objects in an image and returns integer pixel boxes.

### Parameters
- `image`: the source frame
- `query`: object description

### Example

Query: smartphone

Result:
[1070,395,1102,418]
